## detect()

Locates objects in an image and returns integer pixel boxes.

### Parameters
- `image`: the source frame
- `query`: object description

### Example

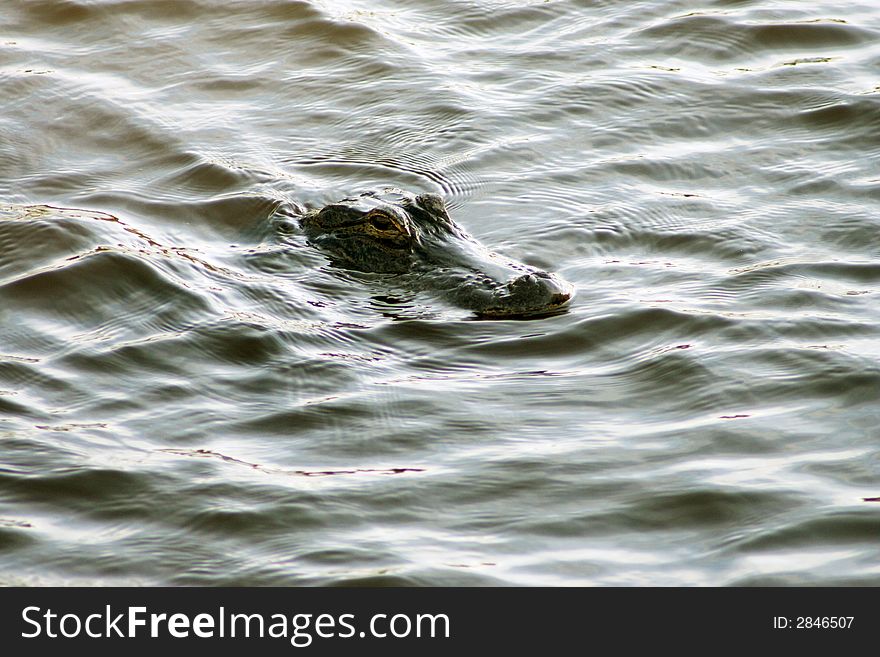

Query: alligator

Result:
[300,189,574,318]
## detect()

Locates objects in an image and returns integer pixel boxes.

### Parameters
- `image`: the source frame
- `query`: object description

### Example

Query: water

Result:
[1,0,879,586]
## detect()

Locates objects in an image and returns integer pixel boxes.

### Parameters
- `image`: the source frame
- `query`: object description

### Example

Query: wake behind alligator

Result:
[300,189,574,319]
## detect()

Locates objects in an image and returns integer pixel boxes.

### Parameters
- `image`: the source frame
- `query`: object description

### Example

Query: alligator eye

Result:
[368,213,395,231]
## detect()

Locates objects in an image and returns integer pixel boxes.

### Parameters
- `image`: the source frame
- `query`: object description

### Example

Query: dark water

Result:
[1,0,879,585]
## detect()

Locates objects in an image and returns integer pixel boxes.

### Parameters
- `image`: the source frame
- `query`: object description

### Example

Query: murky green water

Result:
[1,0,879,585]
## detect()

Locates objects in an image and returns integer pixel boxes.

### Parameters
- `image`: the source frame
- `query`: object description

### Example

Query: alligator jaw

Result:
[470,271,575,319]
[432,261,575,320]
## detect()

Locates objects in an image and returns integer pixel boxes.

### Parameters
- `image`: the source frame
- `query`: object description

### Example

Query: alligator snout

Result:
[475,270,574,318]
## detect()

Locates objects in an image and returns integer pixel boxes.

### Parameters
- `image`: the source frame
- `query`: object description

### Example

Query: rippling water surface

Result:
[1,0,879,585]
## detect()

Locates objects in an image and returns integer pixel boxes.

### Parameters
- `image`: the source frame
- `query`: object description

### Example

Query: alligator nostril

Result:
[510,272,555,292]
[511,273,538,288]
[504,271,573,304]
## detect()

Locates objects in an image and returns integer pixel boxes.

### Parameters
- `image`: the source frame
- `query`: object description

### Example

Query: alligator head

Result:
[300,189,574,318]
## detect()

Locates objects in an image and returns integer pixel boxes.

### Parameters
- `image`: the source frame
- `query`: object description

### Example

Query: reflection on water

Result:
[1,0,879,585]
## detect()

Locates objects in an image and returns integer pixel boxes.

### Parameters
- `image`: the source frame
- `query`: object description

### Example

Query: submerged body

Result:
[300,189,573,318]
